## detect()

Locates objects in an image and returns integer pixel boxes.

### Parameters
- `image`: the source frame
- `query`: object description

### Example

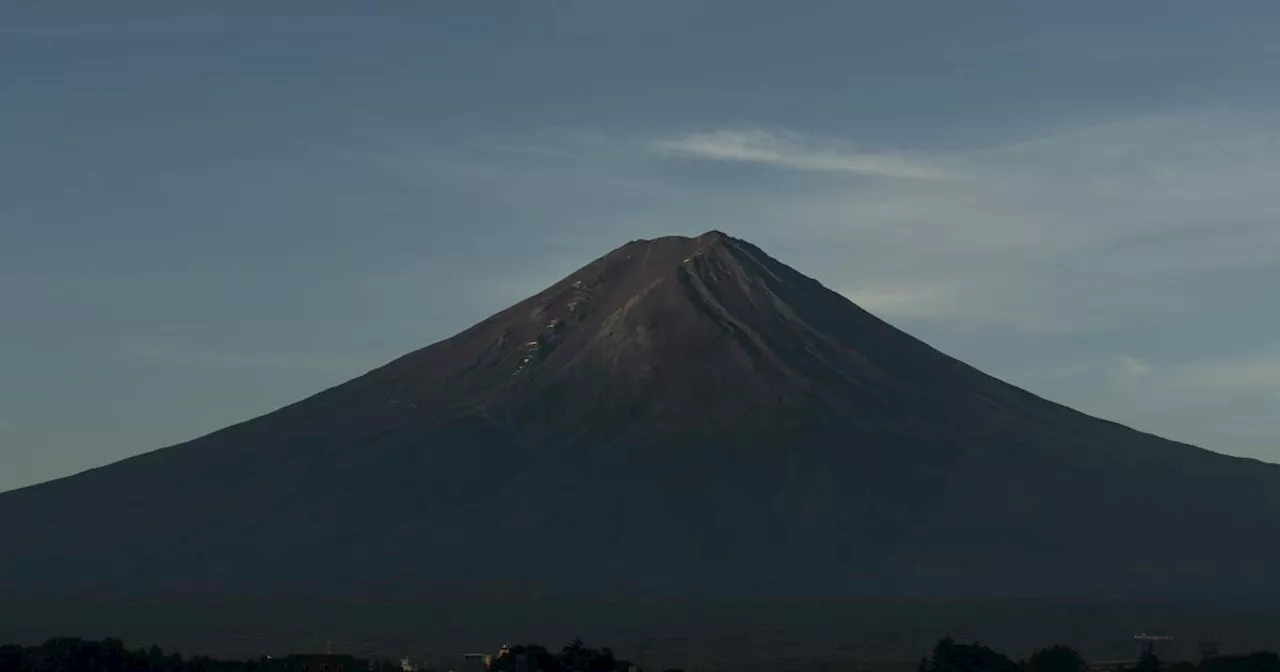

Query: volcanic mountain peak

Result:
[3,230,1280,602]
[361,231,1051,449]
[389,230,801,430]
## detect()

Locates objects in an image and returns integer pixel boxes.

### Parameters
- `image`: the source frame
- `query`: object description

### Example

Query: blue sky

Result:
[3,1,1280,492]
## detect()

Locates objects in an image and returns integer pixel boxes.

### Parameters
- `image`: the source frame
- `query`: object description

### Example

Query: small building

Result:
[460,653,490,672]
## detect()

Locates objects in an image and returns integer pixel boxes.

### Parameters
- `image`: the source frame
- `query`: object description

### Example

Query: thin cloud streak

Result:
[844,285,961,319]
[733,111,1280,335]
[1115,356,1154,379]
[653,128,949,179]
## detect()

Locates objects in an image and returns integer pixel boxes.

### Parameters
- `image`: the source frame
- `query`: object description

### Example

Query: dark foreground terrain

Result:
[6,626,1280,672]
[5,599,1280,671]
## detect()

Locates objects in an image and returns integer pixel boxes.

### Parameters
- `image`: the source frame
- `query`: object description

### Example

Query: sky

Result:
[2,1,1280,493]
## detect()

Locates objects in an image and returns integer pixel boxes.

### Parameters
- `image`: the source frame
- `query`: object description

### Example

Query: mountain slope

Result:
[2,231,1278,600]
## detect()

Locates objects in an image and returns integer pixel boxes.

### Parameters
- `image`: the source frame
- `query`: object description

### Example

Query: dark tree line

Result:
[0,637,659,672]
[0,638,404,672]
[3,636,1279,672]
[922,637,1280,672]
[486,639,676,672]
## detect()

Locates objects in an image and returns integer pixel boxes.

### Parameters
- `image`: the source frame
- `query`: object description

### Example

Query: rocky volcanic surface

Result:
[2,231,1279,601]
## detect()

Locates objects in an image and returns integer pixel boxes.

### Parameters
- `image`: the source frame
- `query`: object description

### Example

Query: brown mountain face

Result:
[2,231,1279,601]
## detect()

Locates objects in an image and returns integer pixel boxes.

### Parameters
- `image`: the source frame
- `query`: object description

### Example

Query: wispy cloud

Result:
[1115,356,1154,379]
[644,112,1280,456]
[841,282,1081,333]
[344,112,1280,339]
[714,111,1280,334]
[653,128,949,179]
[844,284,960,319]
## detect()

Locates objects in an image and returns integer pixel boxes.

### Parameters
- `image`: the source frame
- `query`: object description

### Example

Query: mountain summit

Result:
[2,232,1279,600]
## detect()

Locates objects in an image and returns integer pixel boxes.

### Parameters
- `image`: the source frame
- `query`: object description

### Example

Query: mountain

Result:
[2,231,1279,601]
